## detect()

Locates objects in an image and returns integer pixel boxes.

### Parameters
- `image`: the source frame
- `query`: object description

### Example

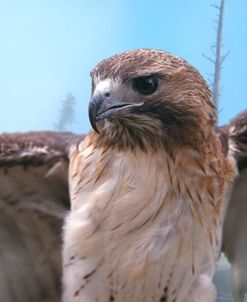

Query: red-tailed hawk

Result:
[0,50,246,302]
[61,49,236,302]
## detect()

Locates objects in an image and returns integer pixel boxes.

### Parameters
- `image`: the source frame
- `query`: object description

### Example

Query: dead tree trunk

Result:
[203,0,229,114]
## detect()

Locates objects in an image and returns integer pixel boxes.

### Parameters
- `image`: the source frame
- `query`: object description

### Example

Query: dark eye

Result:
[132,75,159,95]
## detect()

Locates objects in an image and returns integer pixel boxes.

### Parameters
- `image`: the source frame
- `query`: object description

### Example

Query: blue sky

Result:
[0,0,246,133]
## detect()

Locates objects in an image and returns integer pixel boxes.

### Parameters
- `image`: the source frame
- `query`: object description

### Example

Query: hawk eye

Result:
[132,75,159,95]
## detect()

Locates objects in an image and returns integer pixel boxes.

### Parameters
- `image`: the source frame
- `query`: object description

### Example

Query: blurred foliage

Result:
[54,93,76,131]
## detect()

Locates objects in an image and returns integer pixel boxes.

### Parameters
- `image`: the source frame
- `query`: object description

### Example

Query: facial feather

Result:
[90,49,216,152]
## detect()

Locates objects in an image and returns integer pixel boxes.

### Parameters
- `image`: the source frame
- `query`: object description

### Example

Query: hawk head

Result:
[89,49,216,151]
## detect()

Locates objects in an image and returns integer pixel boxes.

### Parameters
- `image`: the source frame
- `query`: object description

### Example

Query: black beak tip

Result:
[93,125,100,134]
[88,101,100,133]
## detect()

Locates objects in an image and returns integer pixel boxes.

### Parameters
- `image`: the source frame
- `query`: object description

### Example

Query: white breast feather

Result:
[62,141,227,302]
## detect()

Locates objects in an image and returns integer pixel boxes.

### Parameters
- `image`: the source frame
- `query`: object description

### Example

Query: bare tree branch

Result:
[220,50,230,64]
[202,53,215,64]
[210,4,220,9]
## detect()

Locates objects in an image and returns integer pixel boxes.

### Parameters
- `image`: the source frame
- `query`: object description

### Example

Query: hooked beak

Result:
[88,93,143,133]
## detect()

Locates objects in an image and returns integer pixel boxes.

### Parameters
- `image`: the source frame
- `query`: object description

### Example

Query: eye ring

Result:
[132,75,159,95]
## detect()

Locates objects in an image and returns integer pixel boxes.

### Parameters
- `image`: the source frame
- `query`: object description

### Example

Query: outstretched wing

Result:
[0,131,82,302]
[221,110,247,302]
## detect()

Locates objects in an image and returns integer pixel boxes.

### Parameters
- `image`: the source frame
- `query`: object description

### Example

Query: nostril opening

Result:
[104,92,110,98]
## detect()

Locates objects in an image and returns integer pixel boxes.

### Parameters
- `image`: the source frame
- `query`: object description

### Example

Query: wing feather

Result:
[221,111,247,302]
[0,131,83,302]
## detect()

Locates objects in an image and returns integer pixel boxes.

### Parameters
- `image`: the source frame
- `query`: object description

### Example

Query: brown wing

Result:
[220,111,247,302]
[0,131,83,302]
